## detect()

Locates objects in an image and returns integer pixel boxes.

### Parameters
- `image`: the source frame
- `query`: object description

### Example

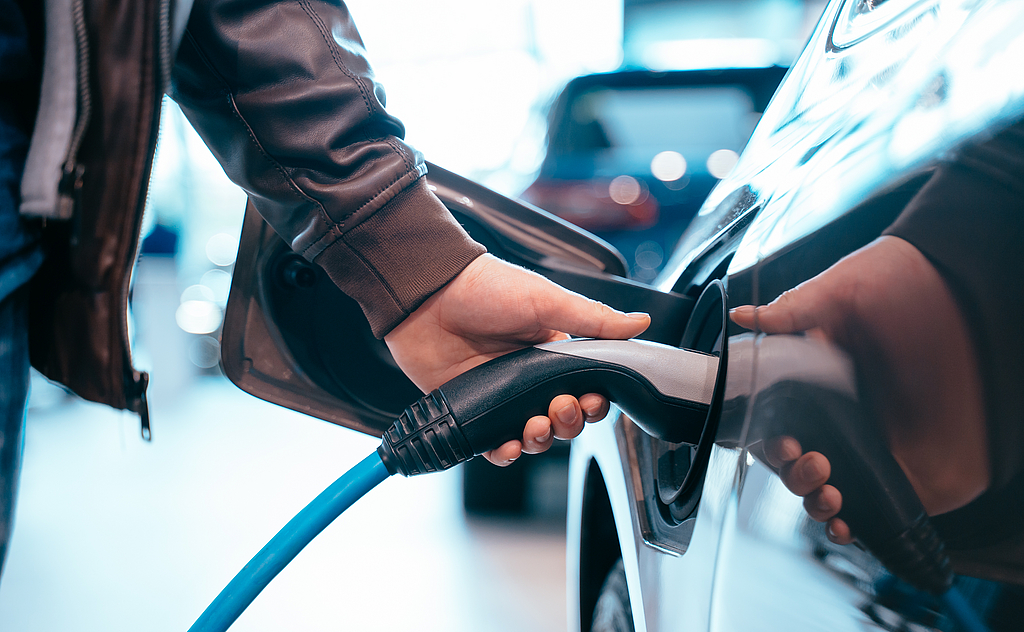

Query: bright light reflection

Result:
[175,300,223,335]
[180,284,215,304]
[609,175,641,205]
[634,241,664,270]
[707,149,739,179]
[189,335,222,369]
[650,151,687,182]
[206,233,239,267]
[201,269,233,304]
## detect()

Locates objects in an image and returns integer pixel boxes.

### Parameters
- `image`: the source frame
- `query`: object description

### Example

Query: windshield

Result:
[550,86,760,173]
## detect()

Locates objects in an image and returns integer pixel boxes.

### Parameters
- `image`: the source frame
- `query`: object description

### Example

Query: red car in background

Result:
[521,67,786,282]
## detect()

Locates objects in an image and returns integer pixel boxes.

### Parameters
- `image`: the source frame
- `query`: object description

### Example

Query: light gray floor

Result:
[0,259,568,632]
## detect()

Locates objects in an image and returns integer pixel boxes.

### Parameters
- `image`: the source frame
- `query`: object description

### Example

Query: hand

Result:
[731,236,989,544]
[384,254,651,465]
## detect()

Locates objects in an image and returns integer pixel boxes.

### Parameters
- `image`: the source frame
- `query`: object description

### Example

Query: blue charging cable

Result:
[188,451,392,632]
[185,344,994,632]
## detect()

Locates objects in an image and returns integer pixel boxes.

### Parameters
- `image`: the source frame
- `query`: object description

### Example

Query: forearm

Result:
[170,0,484,336]
[883,118,1024,490]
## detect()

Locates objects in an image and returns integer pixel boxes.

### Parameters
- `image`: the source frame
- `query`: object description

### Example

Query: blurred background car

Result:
[521,66,786,282]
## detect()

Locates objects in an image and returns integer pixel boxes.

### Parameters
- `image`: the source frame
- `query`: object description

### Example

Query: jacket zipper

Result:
[126,0,174,441]
[56,0,92,216]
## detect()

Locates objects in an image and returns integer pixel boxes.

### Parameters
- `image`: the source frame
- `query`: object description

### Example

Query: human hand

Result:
[384,254,651,466]
[731,236,988,544]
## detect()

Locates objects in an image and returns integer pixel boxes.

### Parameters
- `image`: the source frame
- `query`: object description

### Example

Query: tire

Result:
[591,559,634,632]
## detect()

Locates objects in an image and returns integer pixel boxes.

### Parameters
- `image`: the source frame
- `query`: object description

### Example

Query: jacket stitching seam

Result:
[181,28,334,233]
[224,94,329,219]
[301,163,416,256]
[297,0,373,117]
[386,137,415,172]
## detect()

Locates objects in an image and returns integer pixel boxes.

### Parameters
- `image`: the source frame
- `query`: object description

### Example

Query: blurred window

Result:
[552,86,758,160]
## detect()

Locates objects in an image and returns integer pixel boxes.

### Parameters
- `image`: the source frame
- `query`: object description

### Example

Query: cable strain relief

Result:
[871,514,954,595]
[377,390,475,476]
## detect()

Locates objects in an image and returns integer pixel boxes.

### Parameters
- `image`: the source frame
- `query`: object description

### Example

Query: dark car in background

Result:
[521,67,786,282]
[219,0,1024,629]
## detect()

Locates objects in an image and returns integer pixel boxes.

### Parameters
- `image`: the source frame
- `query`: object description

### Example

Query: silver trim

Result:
[539,338,719,406]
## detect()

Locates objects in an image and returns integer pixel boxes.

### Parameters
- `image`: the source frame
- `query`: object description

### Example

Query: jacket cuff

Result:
[312,177,486,338]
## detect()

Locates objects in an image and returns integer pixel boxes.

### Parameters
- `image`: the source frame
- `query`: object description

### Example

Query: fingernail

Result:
[506,454,518,465]
[537,427,552,443]
[730,306,754,316]
[626,312,649,320]
[817,494,832,512]
[827,523,837,538]
[556,403,577,425]
[583,403,602,420]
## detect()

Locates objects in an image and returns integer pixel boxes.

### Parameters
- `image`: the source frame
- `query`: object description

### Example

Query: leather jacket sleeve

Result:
[169,0,485,337]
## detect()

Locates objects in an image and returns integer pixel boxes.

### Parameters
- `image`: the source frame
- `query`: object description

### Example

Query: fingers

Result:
[483,393,600,466]
[764,435,803,469]
[549,394,584,439]
[525,273,651,340]
[827,518,853,545]
[803,484,842,522]
[519,394,607,457]
[729,274,841,335]
[579,393,610,422]
[780,451,831,496]
[764,436,852,543]
[522,415,554,455]
[482,440,522,466]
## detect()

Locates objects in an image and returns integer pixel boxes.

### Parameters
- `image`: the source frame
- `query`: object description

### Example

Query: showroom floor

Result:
[0,259,568,632]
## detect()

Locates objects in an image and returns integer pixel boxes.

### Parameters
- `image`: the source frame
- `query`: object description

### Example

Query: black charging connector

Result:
[377,340,719,477]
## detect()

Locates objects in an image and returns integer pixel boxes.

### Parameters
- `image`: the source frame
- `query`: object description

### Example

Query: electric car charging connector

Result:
[187,336,990,632]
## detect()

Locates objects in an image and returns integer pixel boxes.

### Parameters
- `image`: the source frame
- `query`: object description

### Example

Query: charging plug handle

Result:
[377,339,719,476]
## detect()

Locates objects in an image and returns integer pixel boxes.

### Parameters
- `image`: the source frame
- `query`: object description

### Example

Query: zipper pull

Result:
[57,163,85,221]
[130,371,152,441]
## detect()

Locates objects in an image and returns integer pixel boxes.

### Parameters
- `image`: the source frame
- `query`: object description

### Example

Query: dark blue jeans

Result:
[0,286,27,579]
[1,0,38,579]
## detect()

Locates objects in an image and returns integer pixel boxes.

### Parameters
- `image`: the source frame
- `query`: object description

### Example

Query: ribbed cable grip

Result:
[872,514,954,595]
[377,390,475,476]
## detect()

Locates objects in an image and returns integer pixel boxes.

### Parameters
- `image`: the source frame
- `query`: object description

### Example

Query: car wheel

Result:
[591,558,634,632]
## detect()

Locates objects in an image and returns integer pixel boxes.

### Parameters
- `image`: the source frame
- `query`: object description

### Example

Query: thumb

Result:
[731,274,837,335]
[529,279,651,340]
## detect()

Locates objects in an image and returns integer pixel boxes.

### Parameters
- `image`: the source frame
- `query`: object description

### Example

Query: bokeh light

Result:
[706,149,739,179]
[609,175,642,205]
[650,151,687,182]
[205,233,239,267]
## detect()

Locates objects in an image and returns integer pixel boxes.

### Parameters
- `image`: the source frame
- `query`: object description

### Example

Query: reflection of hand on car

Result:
[384,253,650,466]
[730,235,990,544]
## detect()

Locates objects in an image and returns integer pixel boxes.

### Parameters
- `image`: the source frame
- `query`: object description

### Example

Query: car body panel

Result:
[570,0,1024,631]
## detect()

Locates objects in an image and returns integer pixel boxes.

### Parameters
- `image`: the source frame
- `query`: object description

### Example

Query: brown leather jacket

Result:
[26,0,484,436]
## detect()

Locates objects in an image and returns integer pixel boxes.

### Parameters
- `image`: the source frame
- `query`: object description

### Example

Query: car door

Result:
[704,0,1024,629]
